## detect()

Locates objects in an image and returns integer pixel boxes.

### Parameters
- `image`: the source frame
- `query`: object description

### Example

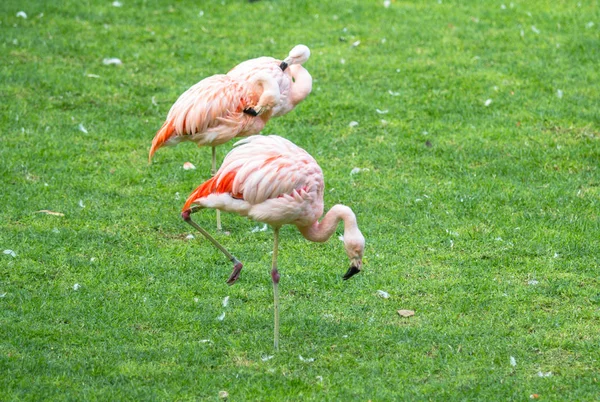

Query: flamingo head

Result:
[342,228,365,280]
[280,44,310,70]
[250,73,281,115]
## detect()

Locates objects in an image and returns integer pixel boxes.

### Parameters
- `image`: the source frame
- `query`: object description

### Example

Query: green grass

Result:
[1,0,599,400]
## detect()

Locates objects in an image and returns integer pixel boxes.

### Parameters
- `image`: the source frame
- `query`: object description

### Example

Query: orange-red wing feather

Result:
[182,170,241,211]
[148,120,175,162]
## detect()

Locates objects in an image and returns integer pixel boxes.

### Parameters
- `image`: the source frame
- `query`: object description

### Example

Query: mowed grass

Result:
[1,0,599,400]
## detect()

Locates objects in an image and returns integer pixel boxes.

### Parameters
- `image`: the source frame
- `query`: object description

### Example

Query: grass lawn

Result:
[1,0,599,400]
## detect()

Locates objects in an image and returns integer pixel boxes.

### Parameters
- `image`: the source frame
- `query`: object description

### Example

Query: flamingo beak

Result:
[243,107,259,116]
[342,260,362,280]
[279,61,289,71]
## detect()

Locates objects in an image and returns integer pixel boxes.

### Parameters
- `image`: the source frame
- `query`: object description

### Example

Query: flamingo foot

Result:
[227,260,244,285]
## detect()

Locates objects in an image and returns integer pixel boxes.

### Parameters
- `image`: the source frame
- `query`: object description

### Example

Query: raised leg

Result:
[182,207,243,285]
[271,226,280,350]
[211,146,222,231]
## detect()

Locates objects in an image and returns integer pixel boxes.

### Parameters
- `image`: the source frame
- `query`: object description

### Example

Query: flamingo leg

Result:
[182,207,243,285]
[271,226,281,350]
[211,147,222,232]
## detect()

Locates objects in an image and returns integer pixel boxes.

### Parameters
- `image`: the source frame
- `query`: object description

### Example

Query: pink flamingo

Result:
[181,135,365,349]
[228,44,313,118]
[149,73,280,229]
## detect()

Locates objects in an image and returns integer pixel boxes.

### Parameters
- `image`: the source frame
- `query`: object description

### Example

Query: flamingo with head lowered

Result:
[181,135,365,349]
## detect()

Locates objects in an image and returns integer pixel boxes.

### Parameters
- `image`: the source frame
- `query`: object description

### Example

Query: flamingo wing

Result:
[183,135,324,214]
[149,75,258,160]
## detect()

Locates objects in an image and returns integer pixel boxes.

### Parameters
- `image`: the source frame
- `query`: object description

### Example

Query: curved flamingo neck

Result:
[297,204,357,243]
[289,66,313,106]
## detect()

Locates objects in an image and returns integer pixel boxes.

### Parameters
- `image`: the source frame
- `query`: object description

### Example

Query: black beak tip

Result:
[243,107,259,117]
[342,265,361,280]
[279,61,289,71]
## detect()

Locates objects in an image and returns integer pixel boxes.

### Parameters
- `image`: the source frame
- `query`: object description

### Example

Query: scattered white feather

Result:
[350,167,369,175]
[112,1,123,7]
[299,355,315,362]
[186,234,195,240]
[586,22,594,28]
[200,339,212,343]
[316,375,324,382]
[151,96,158,106]
[251,224,268,233]
[528,279,539,286]
[484,99,493,107]
[340,58,346,64]
[0,293,6,298]
[78,199,85,208]
[52,228,60,234]
[86,73,100,78]
[17,11,27,19]
[381,38,387,44]
[73,283,81,291]
[377,290,390,299]
[531,25,540,34]
[388,90,400,96]
[556,89,563,99]
[217,312,225,321]
[193,297,199,303]
[352,40,361,47]
[198,10,204,17]
[537,371,552,377]
[261,355,274,361]
[520,29,525,38]
[348,121,359,128]
[35,209,65,216]
[553,252,560,258]
[102,58,123,66]
[380,119,388,126]
[183,161,196,170]
[222,296,230,307]
[90,257,96,262]
[376,108,389,114]
[510,356,517,367]
[501,4,506,9]
[78,123,88,134]
[175,192,180,200]
[338,235,344,241]
[3,250,16,258]
[383,0,391,7]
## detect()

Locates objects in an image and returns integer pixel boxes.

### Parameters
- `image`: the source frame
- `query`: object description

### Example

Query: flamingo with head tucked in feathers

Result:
[181,135,365,349]
[228,44,313,118]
